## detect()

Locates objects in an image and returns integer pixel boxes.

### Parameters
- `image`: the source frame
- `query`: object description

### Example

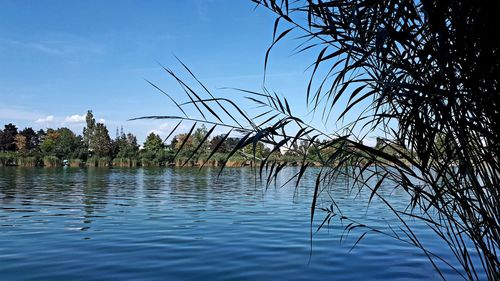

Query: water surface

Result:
[0,167,467,280]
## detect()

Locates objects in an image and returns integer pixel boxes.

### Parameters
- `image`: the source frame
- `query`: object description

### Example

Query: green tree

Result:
[82,110,96,149]
[18,127,40,152]
[242,141,267,158]
[37,129,46,144]
[192,125,208,148]
[90,123,111,157]
[40,128,81,159]
[209,135,240,153]
[143,132,164,153]
[140,132,166,165]
[112,128,139,158]
[0,123,18,152]
[126,133,139,150]
[14,134,28,154]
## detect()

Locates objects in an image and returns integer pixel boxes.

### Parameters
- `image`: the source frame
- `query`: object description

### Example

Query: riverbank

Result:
[0,157,326,168]
[1,151,412,169]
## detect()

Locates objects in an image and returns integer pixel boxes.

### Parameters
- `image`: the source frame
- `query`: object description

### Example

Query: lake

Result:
[0,167,468,280]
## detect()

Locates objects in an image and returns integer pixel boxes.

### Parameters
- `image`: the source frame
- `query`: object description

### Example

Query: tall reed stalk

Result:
[43,156,60,168]
[135,1,498,279]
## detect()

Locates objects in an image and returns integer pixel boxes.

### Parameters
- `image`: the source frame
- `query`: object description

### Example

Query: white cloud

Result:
[362,137,378,147]
[65,114,86,123]
[98,118,106,123]
[35,115,54,124]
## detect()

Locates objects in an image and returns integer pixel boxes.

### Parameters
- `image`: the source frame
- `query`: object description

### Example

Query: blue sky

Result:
[0,0,378,146]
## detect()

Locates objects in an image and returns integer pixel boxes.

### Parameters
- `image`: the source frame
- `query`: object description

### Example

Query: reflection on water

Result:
[0,167,473,281]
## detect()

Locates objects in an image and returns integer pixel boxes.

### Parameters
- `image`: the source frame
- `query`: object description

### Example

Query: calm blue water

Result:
[0,167,469,280]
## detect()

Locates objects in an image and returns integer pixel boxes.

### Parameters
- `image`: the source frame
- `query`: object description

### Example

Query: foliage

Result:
[86,156,99,167]
[140,158,159,167]
[86,156,110,167]
[0,152,17,166]
[143,132,164,153]
[112,128,139,159]
[90,123,112,157]
[83,110,96,148]
[40,128,83,159]
[18,127,40,152]
[14,134,28,154]
[139,147,174,166]
[0,112,143,167]
[17,156,38,167]
[209,135,239,153]
[0,123,18,152]
[156,149,175,164]
[69,159,83,167]
[242,141,269,159]
[140,132,170,165]
[171,133,194,159]
[97,157,111,167]
[82,110,111,157]
[42,156,60,167]
[135,0,499,279]
[113,157,138,167]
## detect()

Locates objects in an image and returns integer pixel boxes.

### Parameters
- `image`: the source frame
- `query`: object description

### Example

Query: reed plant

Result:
[0,152,17,167]
[69,159,83,167]
[86,156,99,167]
[140,158,160,167]
[97,157,110,167]
[17,156,37,167]
[134,1,498,279]
[113,157,131,167]
[42,156,60,167]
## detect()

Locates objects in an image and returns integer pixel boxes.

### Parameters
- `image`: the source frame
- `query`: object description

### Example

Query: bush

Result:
[140,158,159,167]
[69,159,83,167]
[98,157,110,167]
[43,156,60,167]
[0,152,17,167]
[113,157,138,167]
[86,156,98,167]
[17,156,38,167]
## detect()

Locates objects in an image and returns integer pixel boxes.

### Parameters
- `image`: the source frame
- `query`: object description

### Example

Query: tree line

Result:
[0,110,303,167]
[1,110,419,168]
[0,110,159,166]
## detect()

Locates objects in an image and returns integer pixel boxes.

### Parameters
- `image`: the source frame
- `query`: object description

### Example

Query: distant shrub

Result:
[0,152,17,167]
[69,159,83,167]
[43,156,60,167]
[86,156,98,167]
[17,156,38,167]
[140,158,159,167]
[98,157,110,167]
[113,157,138,167]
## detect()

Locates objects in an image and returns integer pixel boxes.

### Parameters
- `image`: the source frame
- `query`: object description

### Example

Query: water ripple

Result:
[0,167,475,280]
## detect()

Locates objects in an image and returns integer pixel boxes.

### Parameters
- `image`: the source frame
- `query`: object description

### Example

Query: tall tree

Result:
[0,123,18,152]
[143,132,164,153]
[14,134,28,154]
[90,123,111,157]
[83,110,96,149]
[19,127,40,151]
[112,128,139,158]
[37,129,46,145]
[126,133,139,150]
[40,128,81,159]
